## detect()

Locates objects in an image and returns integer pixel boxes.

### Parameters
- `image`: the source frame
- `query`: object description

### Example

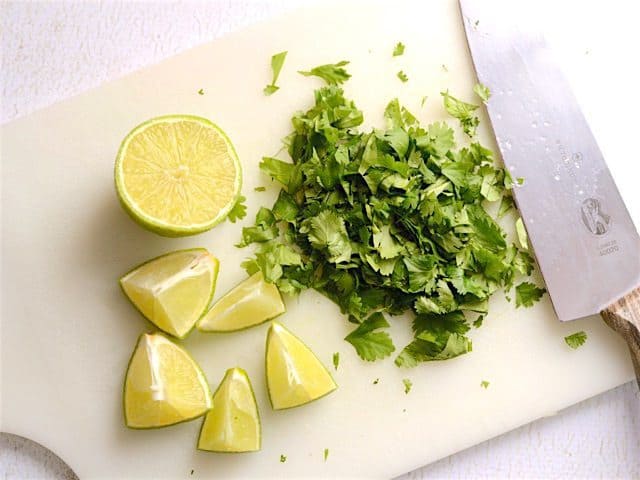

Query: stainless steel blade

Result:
[459,0,640,321]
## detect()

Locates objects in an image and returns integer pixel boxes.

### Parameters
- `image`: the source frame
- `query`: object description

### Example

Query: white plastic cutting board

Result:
[2,1,639,478]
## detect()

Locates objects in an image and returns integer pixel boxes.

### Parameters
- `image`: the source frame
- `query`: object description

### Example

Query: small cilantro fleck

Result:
[393,42,405,56]
[227,195,247,223]
[197,88,204,96]
[323,448,329,461]
[473,83,491,103]
[421,95,428,107]
[480,380,490,389]
[515,282,546,308]
[264,51,288,96]
[190,469,194,475]
[473,315,484,328]
[280,454,287,463]
[332,352,340,370]
[402,378,412,394]
[373,378,380,385]
[397,70,408,82]
[254,186,266,192]
[516,177,525,185]
[299,61,351,85]
[565,331,587,349]
[474,19,480,27]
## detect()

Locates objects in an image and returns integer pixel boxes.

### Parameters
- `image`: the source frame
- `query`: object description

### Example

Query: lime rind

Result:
[119,248,219,339]
[114,114,242,237]
[123,332,213,429]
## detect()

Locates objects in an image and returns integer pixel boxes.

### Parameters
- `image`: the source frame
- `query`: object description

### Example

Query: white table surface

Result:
[1,1,639,478]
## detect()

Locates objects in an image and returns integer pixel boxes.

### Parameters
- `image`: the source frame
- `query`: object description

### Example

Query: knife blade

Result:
[459,0,640,383]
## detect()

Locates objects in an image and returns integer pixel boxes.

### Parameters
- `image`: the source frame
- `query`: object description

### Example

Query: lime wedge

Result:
[114,115,242,237]
[120,249,218,338]
[197,368,261,453]
[197,272,285,333]
[265,321,337,410]
[123,333,212,429]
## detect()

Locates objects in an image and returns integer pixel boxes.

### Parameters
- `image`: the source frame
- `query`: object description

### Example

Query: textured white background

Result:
[1,1,640,478]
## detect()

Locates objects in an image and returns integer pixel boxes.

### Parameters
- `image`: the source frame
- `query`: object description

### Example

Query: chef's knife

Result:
[459,0,640,385]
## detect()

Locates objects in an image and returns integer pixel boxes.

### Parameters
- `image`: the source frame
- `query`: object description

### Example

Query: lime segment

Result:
[197,272,285,332]
[123,333,212,429]
[120,249,218,338]
[114,115,242,236]
[197,368,261,453]
[265,321,337,410]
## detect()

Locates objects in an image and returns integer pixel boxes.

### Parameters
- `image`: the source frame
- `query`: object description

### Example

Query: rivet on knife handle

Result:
[601,287,640,388]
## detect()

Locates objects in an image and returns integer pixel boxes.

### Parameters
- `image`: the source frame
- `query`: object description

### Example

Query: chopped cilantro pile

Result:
[241,62,542,367]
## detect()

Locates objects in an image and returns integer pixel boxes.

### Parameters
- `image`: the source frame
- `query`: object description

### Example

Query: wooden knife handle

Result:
[601,287,640,388]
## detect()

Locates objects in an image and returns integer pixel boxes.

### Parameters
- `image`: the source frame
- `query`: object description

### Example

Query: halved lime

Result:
[120,249,218,338]
[197,367,261,453]
[114,115,242,237]
[197,272,285,333]
[265,321,337,410]
[123,333,212,429]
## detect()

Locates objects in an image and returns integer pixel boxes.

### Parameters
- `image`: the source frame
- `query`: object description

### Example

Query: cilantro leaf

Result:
[395,332,472,367]
[402,378,412,394]
[421,122,455,157]
[299,61,351,85]
[393,42,405,56]
[468,205,507,251]
[344,312,395,361]
[473,83,491,103]
[373,225,403,259]
[397,70,408,83]
[395,311,471,366]
[227,195,247,223]
[403,255,437,293]
[332,352,340,370]
[441,91,479,136]
[272,190,298,224]
[237,207,278,247]
[565,331,587,349]
[253,241,303,283]
[264,51,287,96]
[280,455,287,463]
[480,380,490,388]
[260,157,294,187]
[301,210,352,263]
[324,448,329,461]
[515,281,546,308]
[197,88,204,95]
